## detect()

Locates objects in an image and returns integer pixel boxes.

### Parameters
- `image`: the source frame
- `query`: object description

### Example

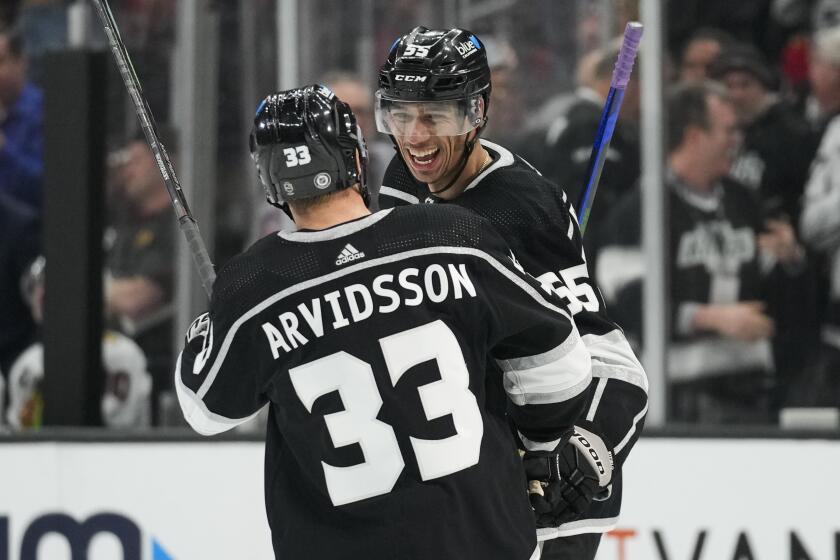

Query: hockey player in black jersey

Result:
[176,85,606,560]
[375,27,649,558]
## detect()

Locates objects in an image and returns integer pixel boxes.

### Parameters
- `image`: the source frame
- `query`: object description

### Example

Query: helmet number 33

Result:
[288,320,484,506]
[284,145,312,167]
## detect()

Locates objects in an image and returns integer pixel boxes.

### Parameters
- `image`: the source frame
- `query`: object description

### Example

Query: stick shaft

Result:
[91,0,215,297]
[577,22,644,235]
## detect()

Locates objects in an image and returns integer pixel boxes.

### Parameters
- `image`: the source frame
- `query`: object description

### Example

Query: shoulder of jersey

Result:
[210,238,284,305]
[469,156,567,208]
[388,203,491,241]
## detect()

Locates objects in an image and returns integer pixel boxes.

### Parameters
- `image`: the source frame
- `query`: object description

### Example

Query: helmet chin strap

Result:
[430,132,479,196]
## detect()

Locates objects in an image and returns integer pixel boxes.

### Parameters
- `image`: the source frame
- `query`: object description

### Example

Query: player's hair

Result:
[666,80,731,153]
[286,191,339,213]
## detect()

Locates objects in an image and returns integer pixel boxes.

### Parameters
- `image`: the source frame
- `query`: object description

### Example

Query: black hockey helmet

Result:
[375,26,491,137]
[249,84,368,209]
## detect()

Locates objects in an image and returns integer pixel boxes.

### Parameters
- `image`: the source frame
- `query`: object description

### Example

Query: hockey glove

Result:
[522,424,614,527]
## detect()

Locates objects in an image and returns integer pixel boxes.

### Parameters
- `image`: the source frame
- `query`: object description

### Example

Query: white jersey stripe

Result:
[191,245,576,401]
[502,339,591,406]
[463,139,516,192]
[518,432,563,452]
[613,404,648,456]
[174,353,265,435]
[497,333,581,371]
[379,185,420,204]
[582,331,648,393]
[498,331,592,406]
[586,377,608,422]
[536,516,619,540]
[279,209,393,242]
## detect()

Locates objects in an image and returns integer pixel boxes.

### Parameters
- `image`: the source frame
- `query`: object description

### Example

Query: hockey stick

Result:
[576,22,644,235]
[91,0,216,297]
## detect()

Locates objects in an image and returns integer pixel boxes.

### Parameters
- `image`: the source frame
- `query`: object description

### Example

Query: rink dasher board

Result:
[0,438,838,560]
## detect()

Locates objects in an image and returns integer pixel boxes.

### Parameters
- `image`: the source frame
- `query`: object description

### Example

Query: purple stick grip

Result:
[611,22,644,90]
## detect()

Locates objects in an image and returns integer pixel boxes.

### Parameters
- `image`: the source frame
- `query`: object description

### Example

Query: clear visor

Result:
[374,91,483,137]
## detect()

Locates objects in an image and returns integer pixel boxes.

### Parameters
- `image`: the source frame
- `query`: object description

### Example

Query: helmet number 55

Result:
[403,45,430,58]
[288,320,483,506]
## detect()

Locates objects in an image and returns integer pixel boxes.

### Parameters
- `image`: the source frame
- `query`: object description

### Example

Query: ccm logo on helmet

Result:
[395,75,427,82]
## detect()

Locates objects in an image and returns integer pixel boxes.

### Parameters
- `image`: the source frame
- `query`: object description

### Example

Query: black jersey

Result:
[598,174,773,381]
[378,139,649,538]
[177,204,592,560]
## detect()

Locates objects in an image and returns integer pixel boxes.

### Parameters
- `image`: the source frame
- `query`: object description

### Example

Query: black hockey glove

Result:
[522,423,614,528]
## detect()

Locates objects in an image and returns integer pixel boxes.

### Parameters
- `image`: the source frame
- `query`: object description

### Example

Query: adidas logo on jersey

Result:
[335,243,366,266]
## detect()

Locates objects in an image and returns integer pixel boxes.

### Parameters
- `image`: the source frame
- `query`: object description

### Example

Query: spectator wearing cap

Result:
[712,43,821,413]
[711,42,815,221]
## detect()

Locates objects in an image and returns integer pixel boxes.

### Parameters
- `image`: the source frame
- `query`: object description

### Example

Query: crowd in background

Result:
[2,0,840,429]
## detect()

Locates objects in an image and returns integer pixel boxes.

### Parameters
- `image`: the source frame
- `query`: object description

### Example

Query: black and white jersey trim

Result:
[463,139,516,192]
[379,186,419,205]
[498,335,591,407]
[174,353,265,435]
[612,405,648,456]
[180,246,577,429]
[518,432,564,452]
[536,516,619,540]
[278,209,393,242]
[581,331,648,392]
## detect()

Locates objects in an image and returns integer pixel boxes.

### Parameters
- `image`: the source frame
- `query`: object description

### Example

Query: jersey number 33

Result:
[289,320,484,506]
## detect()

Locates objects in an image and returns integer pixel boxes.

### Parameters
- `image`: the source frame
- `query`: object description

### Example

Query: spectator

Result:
[799,29,840,410]
[0,191,39,380]
[678,27,735,82]
[805,25,840,130]
[0,25,43,211]
[479,35,524,144]
[105,129,176,425]
[598,82,805,424]
[319,71,391,197]
[521,39,640,261]
[5,256,153,429]
[711,43,822,409]
[710,42,815,219]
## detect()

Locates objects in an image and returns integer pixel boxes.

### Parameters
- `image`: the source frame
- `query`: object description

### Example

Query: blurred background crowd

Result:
[1,0,840,432]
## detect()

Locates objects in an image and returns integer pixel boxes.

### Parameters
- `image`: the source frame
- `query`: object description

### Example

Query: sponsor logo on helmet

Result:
[314,173,332,189]
[455,38,479,58]
[395,74,427,82]
[283,181,295,195]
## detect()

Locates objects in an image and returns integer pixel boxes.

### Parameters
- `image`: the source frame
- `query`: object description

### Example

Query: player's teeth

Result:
[410,148,438,164]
